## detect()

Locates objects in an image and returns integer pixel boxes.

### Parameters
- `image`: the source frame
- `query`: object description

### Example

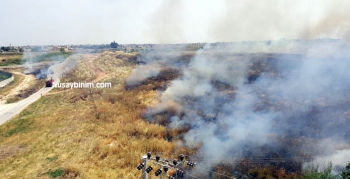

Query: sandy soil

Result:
[0,72,35,104]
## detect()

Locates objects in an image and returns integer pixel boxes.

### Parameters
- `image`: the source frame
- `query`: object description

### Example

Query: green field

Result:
[24,51,73,63]
[0,52,73,66]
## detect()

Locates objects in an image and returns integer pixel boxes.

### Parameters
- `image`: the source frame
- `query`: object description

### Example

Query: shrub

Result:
[300,164,341,179]
[342,162,350,179]
[48,168,65,178]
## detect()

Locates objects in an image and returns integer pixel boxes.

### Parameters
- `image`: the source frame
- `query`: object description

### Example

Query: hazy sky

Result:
[0,0,349,46]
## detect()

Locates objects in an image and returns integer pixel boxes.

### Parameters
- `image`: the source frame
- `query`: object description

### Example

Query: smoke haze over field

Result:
[2,0,350,176]
[126,64,161,85]
[1,0,350,45]
[52,55,79,78]
[210,0,350,42]
[23,52,70,78]
[129,40,350,174]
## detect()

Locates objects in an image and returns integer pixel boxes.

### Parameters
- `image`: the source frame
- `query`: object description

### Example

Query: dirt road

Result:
[86,54,106,83]
[0,63,60,125]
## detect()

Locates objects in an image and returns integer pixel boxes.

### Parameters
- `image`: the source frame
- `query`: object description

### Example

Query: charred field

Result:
[125,44,350,178]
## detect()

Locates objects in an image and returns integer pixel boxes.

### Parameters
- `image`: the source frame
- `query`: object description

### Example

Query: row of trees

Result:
[1,40,118,53]
[1,47,11,51]
[1,46,23,52]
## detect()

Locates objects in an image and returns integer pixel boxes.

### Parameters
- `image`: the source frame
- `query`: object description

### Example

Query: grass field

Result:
[0,51,184,178]
[25,51,73,63]
[0,53,22,66]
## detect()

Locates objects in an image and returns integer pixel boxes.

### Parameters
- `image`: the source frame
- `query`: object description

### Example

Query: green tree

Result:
[1,46,11,52]
[110,41,118,48]
[300,164,341,179]
[341,162,350,179]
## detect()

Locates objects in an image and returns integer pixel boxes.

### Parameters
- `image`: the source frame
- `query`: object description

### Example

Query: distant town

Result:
[0,38,339,54]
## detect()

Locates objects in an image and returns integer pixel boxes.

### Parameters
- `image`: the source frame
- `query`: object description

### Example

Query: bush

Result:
[6,95,22,104]
[300,164,341,179]
[342,162,350,179]
[48,168,65,178]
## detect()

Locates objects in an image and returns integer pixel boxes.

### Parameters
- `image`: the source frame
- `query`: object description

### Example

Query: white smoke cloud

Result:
[138,40,350,175]
[50,55,78,79]
[126,64,161,86]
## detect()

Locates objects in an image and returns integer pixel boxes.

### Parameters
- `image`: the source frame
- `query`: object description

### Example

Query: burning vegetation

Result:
[124,41,350,178]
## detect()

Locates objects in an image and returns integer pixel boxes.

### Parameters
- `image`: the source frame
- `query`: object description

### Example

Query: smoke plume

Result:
[147,0,350,43]
[22,52,74,79]
[126,64,161,86]
[132,0,350,175]
[211,0,350,42]
[146,0,185,43]
[50,55,79,79]
[127,40,350,175]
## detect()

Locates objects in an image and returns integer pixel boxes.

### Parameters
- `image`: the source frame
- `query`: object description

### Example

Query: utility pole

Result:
[142,155,148,179]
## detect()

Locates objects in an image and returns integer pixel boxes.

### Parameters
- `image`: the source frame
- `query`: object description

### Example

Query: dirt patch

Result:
[5,78,45,103]
[0,72,35,102]
[0,145,26,160]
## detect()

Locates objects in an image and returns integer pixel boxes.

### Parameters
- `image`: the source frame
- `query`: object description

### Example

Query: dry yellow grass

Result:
[0,54,21,60]
[0,51,179,178]
[0,74,25,98]
[61,55,97,83]
[0,54,22,66]
[5,78,46,103]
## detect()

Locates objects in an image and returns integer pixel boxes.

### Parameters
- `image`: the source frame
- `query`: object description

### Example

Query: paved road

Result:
[0,63,60,125]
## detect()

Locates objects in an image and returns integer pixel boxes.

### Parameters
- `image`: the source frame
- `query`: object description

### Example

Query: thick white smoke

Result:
[132,1,350,174]
[136,40,350,175]
[48,54,81,82]
[22,52,75,79]
[126,64,161,86]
